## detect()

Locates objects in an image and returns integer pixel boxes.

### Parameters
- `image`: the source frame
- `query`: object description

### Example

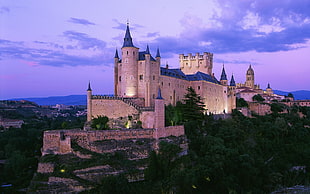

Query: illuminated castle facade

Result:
[87,24,236,129]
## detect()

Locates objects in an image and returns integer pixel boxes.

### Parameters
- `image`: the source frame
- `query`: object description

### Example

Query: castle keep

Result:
[87,24,236,128]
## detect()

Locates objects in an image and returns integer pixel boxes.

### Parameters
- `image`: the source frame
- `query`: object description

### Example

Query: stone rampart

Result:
[42,126,185,156]
[37,162,54,173]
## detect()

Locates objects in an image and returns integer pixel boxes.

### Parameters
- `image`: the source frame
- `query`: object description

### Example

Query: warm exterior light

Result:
[60,169,65,173]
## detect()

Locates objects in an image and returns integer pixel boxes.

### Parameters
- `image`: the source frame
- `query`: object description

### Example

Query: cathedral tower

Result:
[245,65,254,89]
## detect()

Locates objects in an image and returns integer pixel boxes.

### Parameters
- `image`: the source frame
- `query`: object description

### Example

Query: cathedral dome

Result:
[246,65,254,75]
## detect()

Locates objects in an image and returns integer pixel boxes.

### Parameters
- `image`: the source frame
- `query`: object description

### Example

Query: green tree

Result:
[91,115,109,130]
[287,93,294,98]
[236,98,248,107]
[252,94,265,102]
[183,87,205,122]
[165,101,184,126]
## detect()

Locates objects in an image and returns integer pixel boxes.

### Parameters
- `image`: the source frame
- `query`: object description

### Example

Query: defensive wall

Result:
[42,126,184,155]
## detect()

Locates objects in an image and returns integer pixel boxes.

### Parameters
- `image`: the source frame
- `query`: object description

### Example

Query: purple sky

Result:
[1,0,310,99]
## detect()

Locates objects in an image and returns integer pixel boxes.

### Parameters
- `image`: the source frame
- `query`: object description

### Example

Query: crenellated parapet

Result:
[180,52,213,75]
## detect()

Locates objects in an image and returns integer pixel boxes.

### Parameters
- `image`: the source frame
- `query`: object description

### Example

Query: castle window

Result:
[119,76,121,81]
[198,86,201,90]
[161,82,163,86]
[139,75,143,80]
[153,94,155,99]
[168,83,170,87]
[153,75,155,80]
[127,51,128,55]
[133,51,135,55]
[224,90,226,93]
[170,96,172,99]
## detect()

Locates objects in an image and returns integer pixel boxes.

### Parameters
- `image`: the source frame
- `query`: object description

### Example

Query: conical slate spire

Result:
[156,48,160,58]
[267,83,271,88]
[114,49,119,58]
[230,74,236,86]
[220,65,228,81]
[145,45,150,54]
[122,23,134,48]
[156,88,163,99]
[87,81,92,91]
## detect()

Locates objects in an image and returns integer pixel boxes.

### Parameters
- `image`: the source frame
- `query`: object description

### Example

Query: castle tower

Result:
[227,74,236,113]
[114,49,119,96]
[144,45,151,106]
[245,65,254,89]
[220,65,228,86]
[155,88,165,129]
[179,52,213,75]
[119,23,139,97]
[87,81,92,122]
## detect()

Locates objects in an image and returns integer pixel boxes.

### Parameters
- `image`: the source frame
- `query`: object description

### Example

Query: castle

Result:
[87,24,236,128]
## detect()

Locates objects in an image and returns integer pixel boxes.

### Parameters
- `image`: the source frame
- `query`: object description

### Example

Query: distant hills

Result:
[273,90,310,100]
[10,95,87,106]
[9,90,310,106]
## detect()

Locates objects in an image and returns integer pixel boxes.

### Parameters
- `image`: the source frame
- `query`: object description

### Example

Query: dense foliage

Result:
[145,90,310,193]
[0,103,86,192]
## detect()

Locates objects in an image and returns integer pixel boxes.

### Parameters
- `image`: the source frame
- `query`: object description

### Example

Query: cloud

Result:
[0,38,113,67]
[151,0,310,55]
[68,17,96,25]
[0,6,10,14]
[63,30,106,50]
[146,32,159,38]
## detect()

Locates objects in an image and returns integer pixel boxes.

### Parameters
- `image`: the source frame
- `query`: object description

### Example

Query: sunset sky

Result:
[1,0,310,99]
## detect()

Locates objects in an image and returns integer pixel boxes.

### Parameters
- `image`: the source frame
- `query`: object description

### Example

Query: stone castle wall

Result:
[159,74,230,114]
[249,102,272,116]
[42,126,184,155]
[91,98,139,119]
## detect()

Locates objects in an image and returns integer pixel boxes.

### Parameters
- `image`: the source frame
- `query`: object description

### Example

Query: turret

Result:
[227,74,236,113]
[220,65,228,86]
[114,49,119,96]
[155,47,161,69]
[144,45,151,106]
[230,74,236,87]
[155,88,165,129]
[87,81,92,122]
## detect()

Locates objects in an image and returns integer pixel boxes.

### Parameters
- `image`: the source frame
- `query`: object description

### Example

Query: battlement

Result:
[180,52,213,61]
[179,52,213,75]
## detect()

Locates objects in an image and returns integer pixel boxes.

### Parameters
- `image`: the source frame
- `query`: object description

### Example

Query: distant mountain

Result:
[9,90,310,106]
[10,95,87,106]
[273,90,310,100]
